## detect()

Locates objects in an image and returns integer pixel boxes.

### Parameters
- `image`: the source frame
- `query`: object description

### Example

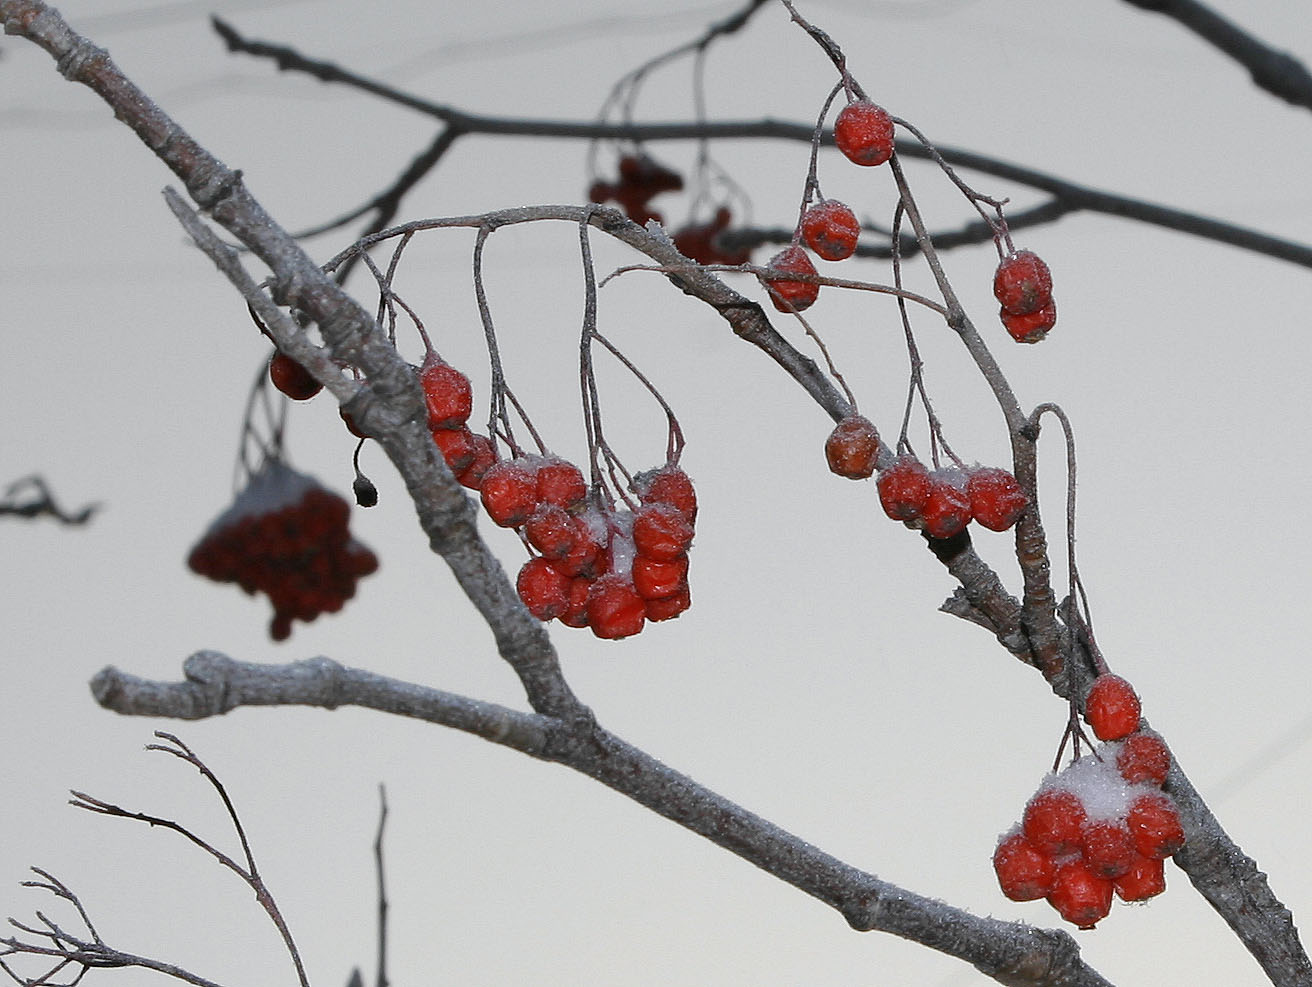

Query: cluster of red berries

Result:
[417,346,695,639]
[187,460,379,641]
[994,250,1057,343]
[993,675,1183,929]
[589,153,684,227]
[672,206,752,266]
[822,416,1027,537]
[763,99,892,313]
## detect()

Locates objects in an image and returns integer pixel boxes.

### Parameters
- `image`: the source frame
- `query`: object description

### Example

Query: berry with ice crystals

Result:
[801,199,860,261]
[834,101,895,166]
[1086,674,1142,741]
[825,415,880,480]
[1022,788,1087,856]
[993,831,1056,902]
[993,250,1053,316]
[876,456,931,521]
[967,466,1028,531]
[1127,793,1186,860]
[764,246,820,313]
[1048,859,1113,929]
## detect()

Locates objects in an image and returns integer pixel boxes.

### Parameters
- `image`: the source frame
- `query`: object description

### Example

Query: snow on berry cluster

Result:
[419,347,694,640]
[993,675,1183,929]
[187,460,379,641]
[993,249,1057,343]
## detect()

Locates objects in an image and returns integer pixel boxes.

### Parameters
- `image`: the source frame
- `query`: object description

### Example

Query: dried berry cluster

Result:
[588,153,684,227]
[994,249,1057,343]
[187,460,378,641]
[763,99,893,313]
[418,348,694,640]
[994,675,1184,929]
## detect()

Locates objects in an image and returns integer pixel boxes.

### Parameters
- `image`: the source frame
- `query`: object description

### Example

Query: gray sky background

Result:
[3,1,1311,984]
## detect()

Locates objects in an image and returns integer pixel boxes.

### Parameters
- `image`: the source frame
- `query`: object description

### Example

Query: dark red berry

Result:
[993,251,1052,316]
[269,351,322,401]
[800,199,860,261]
[877,456,931,521]
[764,245,820,313]
[825,415,880,480]
[834,101,895,166]
[967,467,1028,532]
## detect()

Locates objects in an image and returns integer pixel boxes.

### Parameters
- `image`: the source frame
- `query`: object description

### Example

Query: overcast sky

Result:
[3,1,1312,984]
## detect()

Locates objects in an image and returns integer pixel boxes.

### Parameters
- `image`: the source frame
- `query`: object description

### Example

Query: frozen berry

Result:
[645,581,691,622]
[1022,788,1087,856]
[455,433,498,489]
[525,504,583,560]
[1048,859,1113,929]
[1126,793,1185,860]
[432,426,479,474]
[632,553,690,600]
[993,251,1052,316]
[967,467,1028,532]
[419,358,473,429]
[588,574,647,640]
[535,458,587,510]
[1001,300,1057,344]
[1117,732,1171,786]
[1081,819,1136,879]
[992,831,1055,902]
[1114,852,1167,902]
[517,557,572,621]
[876,456,931,521]
[635,466,697,525]
[922,471,972,539]
[632,503,694,561]
[800,199,860,261]
[1086,674,1141,741]
[834,100,895,167]
[479,460,539,528]
[764,245,820,313]
[269,351,322,401]
[825,415,880,480]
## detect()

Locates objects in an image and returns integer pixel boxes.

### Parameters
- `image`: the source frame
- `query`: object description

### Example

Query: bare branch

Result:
[0,476,98,526]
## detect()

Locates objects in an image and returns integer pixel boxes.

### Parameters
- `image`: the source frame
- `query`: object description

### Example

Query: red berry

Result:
[432,426,478,473]
[636,466,697,525]
[825,415,880,480]
[764,245,820,313]
[992,832,1056,902]
[1000,300,1057,343]
[967,467,1028,531]
[1126,793,1185,860]
[1117,732,1171,786]
[921,471,972,539]
[632,553,689,600]
[645,581,691,622]
[419,358,473,430]
[632,503,694,561]
[800,199,860,261]
[993,251,1053,316]
[535,458,587,510]
[560,575,593,628]
[269,351,322,401]
[1022,788,1087,856]
[525,504,582,560]
[1085,674,1141,741]
[455,433,498,490]
[1048,859,1113,929]
[876,456,931,521]
[516,557,572,621]
[1081,819,1137,879]
[834,100,895,167]
[479,459,538,528]
[587,574,647,639]
[1114,852,1167,902]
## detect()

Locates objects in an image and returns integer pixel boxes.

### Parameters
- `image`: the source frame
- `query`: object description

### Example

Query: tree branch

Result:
[89,653,1112,987]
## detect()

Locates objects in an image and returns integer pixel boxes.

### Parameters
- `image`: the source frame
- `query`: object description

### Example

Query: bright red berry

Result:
[825,415,880,480]
[645,580,691,622]
[1114,852,1167,902]
[1022,788,1087,856]
[992,832,1056,902]
[1085,674,1141,741]
[1081,819,1137,879]
[967,467,1028,531]
[269,351,322,401]
[587,574,647,639]
[1117,732,1171,786]
[1048,859,1113,929]
[993,250,1053,316]
[535,458,587,510]
[419,357,473,430]
[525,504,583,560]
[479,459,539,528]
[921,471,972,539]
[632,503,695,561]
[516,557,572,621]
[764,245,820,313]
[834,100,895,167]
[876,456,932,521]
[635,466,697,525]
[432,426,478,474]
[800,199,860,261]
[1000,300,1057,343]
[1126,793,1185,860]
[632,553,690,600]
[559,575,593,628]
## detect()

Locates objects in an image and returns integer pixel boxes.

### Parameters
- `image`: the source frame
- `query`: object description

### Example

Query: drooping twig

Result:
[0,476,98,525]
